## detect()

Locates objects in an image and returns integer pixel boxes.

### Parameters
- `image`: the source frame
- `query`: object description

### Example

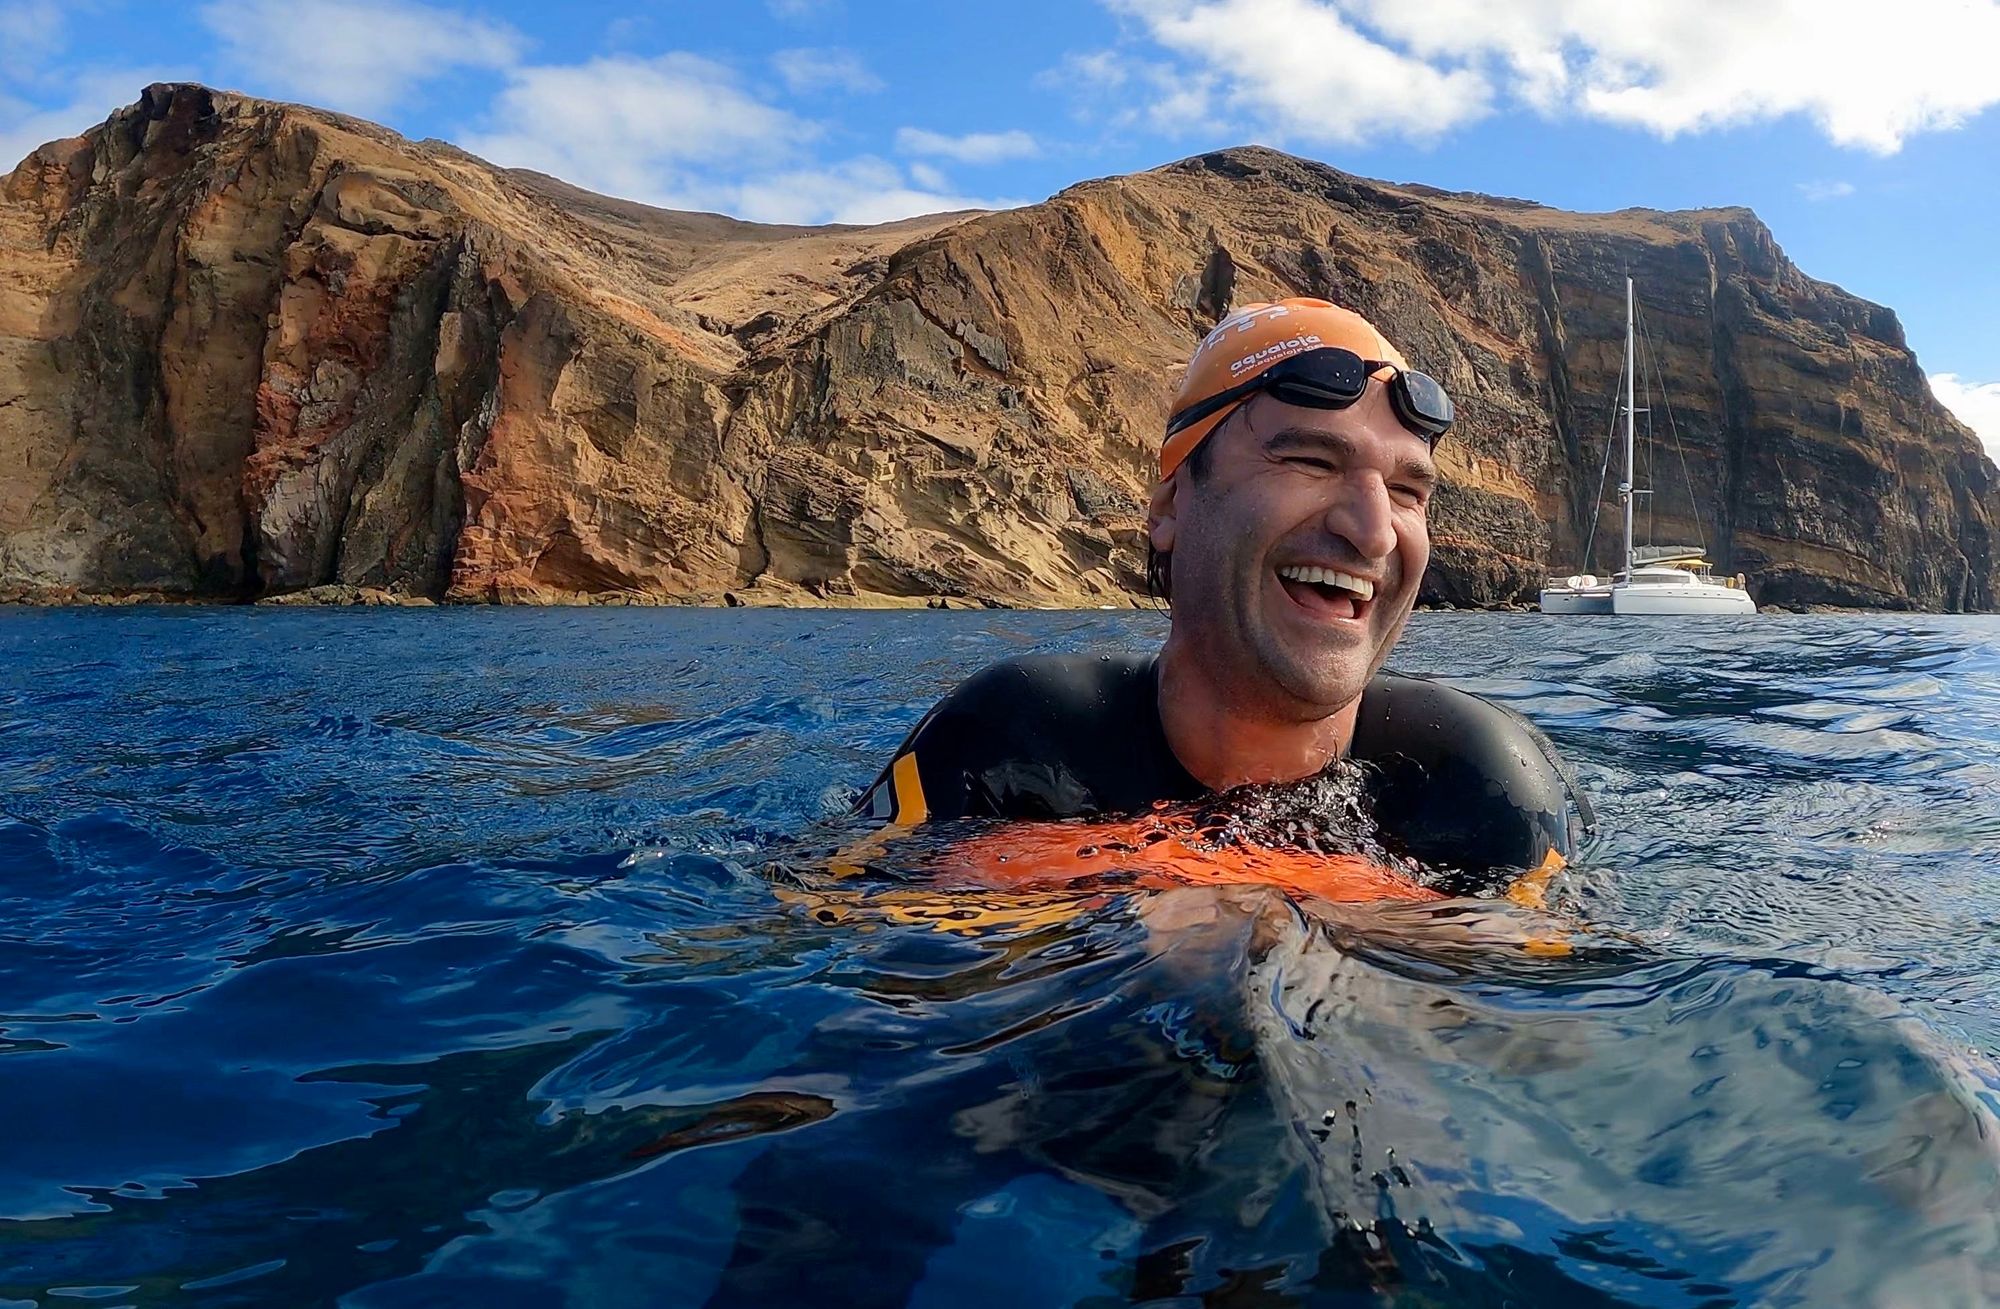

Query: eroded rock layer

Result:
[2,85,1992,608]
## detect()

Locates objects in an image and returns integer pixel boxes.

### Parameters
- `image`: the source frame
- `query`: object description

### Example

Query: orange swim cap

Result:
[1161,298,1408,482]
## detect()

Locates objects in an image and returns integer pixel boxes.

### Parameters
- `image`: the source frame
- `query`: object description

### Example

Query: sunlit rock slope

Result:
[2,84,1991,608]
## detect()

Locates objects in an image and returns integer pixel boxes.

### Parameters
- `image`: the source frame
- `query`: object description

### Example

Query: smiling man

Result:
[1144,298,1446,794]
[859,298,1584,880]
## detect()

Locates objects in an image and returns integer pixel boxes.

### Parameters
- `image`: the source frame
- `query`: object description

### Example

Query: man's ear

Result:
[1147,475,1178,553]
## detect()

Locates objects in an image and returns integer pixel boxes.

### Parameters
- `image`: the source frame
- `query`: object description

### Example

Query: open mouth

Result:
[1276,564,1375,621]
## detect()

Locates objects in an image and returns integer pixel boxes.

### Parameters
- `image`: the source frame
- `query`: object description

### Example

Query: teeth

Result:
[1278,565,1375,600]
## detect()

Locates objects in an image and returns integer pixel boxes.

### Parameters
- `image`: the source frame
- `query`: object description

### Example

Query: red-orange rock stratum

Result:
[2,85,1992,609]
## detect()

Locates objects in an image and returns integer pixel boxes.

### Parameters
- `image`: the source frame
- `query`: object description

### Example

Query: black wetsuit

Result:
[684,656,1592,1306]
[858,652,1588,877]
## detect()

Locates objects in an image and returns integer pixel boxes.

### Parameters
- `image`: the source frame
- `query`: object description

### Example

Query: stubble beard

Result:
[1254,583,1395,719]
[1173,545,1382,725]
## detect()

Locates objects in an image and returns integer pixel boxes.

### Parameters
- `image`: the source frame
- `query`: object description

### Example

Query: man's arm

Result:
[855,654,1144,826]
[855,730,939,825]
[1355,671,1592,881]
[853,661,1028,825]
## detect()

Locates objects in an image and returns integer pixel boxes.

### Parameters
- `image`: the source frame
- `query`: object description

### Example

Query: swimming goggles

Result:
[1165,346,1455,446]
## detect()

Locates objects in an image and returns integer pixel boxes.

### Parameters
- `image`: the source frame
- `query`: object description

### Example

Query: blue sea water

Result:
[2,607,1999,1307]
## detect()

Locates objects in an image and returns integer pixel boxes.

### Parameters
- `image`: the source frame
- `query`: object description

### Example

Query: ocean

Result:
[2,607,1998,1307]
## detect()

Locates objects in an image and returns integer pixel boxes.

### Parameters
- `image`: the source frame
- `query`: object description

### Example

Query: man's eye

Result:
[1285,455,1336,472]
[1392,484,1429,507]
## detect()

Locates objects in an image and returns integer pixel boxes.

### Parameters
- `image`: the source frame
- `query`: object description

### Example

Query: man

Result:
[704,302,1583,1309]
[858,297,1581,880]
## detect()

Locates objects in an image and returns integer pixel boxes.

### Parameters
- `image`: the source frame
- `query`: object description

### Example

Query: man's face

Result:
[1151,384,1437,719]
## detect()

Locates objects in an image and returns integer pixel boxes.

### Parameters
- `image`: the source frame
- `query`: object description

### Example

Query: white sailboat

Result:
[1539,277,1756,617]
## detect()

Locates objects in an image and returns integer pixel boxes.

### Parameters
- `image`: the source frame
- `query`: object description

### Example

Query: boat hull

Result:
[1610,584,1757,616]
[1538,587,1613,615]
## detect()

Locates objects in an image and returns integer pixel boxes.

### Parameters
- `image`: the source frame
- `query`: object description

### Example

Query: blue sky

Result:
[3,0,1997,453]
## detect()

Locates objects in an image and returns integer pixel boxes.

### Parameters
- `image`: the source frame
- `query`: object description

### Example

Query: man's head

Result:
[1148,298,1449,720]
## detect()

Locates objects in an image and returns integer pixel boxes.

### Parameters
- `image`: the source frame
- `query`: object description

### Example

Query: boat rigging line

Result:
[1637,307,1708,553]
[1578,345,1626,575]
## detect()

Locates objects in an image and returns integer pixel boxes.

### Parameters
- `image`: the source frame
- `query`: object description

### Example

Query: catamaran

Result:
[1539,277,1756,616]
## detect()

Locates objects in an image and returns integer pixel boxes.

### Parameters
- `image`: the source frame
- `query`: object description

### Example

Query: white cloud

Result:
[895,127,1041,164]
[602,15,652,46]
[0,4,177,175]
[771,47,883,95]
[199,0,524,117]
[0,71,164,174]
[463,54,811,207]
[1042,49,1219,134]
[0,0,64,82]
[1105,0,1490,144]
[1932,374,2000,464]
[1093,0,2000,152]
[906,160,950,191]
[1,1,1018,228]
[1140,67,1222,133]
[1797,180,1857,202]
[732,157,1022,225]
[767,0,834,19]
[1049,49,1131,92]
[461,54,1015,225]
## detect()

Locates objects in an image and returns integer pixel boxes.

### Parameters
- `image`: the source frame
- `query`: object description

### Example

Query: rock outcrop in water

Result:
[2,84,1993,609]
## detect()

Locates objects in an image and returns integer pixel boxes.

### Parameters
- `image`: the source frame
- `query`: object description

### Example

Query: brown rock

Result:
[1,85,1993,610]
[256,583,432,606]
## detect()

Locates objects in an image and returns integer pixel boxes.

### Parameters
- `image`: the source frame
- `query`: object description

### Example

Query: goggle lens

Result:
[1164,346,1455,445]
[1266,349,1453,443]
[1269,351,1371,405]
[1391,368,1453,438]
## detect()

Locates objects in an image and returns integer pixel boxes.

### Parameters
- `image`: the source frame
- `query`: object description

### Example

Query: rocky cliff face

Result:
[2,85,1992,609]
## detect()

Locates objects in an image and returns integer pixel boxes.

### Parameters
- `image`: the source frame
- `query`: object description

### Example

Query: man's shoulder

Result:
[858,650,1162,822]
[926,651,1154,725]
[1357,670,1592,873]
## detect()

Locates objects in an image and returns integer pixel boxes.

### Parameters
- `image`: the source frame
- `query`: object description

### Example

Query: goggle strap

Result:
[1165,372,1266,438]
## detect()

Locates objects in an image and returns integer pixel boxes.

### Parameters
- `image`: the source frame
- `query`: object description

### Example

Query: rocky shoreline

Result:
[0,582,1036,609]
[3,85,1993,613]
[0,583,1884,616]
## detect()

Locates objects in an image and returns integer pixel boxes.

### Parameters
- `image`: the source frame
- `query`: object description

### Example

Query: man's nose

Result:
[1323,474,1398,561]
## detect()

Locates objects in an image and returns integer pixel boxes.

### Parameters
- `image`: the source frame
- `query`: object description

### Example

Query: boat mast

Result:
[1619,276,1636,580]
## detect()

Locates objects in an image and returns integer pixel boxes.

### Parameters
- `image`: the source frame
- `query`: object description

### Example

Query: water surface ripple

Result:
[1,609,1997,1307]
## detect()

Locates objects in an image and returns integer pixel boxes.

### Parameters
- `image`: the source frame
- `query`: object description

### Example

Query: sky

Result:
[3,0,1997,457]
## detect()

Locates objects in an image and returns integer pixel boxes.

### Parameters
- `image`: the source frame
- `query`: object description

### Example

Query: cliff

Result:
[2,84,1992,609]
